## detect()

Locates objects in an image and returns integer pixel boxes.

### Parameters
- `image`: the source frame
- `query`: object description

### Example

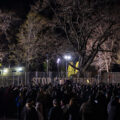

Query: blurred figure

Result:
[107,96,120,120]
[68,98,79,120]
[21,98,38,120]
[80,95,97,120]
[35,102,44,120]
[96,92,107,120]
[48,99,63,120]
[60,99,69,120]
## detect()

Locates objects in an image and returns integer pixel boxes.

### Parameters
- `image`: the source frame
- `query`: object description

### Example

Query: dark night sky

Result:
[0,0,120,10]
[0,0,37,17]
[0,0,120,16]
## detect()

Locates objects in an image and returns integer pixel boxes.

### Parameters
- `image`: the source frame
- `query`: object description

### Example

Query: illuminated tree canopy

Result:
[0,0,120,72]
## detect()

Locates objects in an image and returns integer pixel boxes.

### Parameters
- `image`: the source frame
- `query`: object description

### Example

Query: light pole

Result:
[57,58,61,77]
[16,67,23,86]
[46,59,49,77]
[64,55,72,78]
[46,54,49,77]
[2,68,9,87]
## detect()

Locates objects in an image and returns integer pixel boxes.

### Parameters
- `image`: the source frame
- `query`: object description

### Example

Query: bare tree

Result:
[115,39,120,65]
[46,0,119,75]
[16,0,120,72]
[0,10,20,65]
[90,25,116,73]
[17,10,44,69]
[17,1,73,70]
[0,10,12,36]
[0,10,19,41]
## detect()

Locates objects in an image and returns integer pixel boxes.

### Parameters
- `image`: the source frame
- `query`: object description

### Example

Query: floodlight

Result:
[16,67,23,72]
[64,55,71,60]
[57,58,61,64]
[3,68,9,74]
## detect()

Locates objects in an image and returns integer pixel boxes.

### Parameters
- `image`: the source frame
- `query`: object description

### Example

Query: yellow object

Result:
[75,61,79,74]
[87,79,90,84]
[0,63,2,67]
[68,62,75,77]
[67,61,80,77]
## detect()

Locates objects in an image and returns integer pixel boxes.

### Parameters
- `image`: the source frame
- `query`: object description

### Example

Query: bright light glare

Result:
[64,55,71,60]
[17,67,23,72]
[3,68,8,74]
[57,58,61,64]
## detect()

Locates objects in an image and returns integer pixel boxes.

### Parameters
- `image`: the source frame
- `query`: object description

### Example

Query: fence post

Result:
[12,72,14,85]
[25,72,27,86]
[18,76,19,86]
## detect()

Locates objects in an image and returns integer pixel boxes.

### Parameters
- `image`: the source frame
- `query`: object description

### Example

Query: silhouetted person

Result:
[48,99,63,120]
[107,96,120,120]
[68,98,79,120]
[21,98,38,120]
[60,99,69,120]
[80,95,97,120]
[35,102,44,120]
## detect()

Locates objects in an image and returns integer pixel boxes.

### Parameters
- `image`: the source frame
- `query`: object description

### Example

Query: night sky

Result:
[0,0,120,17]
[0,0,37,17]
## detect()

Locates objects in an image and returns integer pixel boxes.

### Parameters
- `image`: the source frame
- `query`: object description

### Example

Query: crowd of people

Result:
[0,81,120,120]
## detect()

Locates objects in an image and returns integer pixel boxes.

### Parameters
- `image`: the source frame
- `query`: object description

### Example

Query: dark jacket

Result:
[80,100,97,120]
[21,106,38,120]
[69,104,79,120]
[107,97,120,120]
[48,106,63,120]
